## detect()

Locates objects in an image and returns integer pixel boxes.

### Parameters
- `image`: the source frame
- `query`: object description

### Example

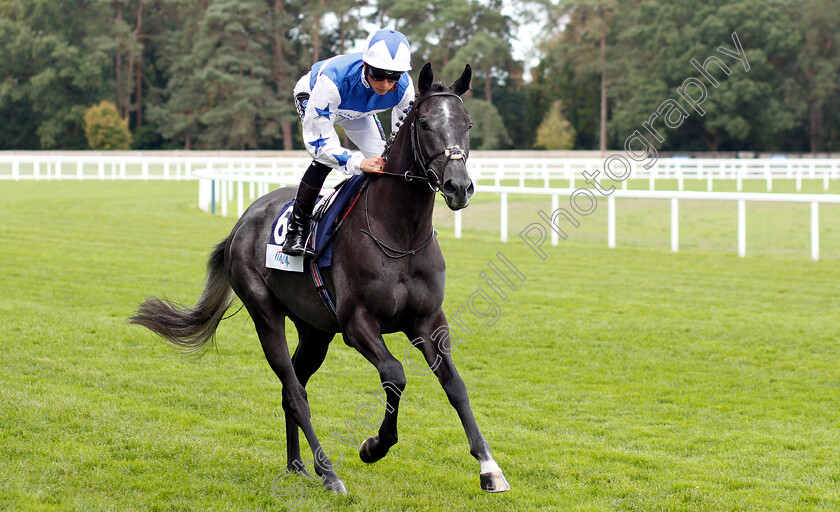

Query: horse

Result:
[130,62,510,495]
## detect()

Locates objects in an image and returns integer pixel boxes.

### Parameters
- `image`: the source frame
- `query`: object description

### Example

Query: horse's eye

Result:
[418,119,430,130]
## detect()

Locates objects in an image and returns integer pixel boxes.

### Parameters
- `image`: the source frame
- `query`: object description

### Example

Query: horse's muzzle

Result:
[442,175,474,210]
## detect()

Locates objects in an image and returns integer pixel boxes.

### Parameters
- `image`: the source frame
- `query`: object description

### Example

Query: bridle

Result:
[409,91,469,190]
[381,91,469,191]
[362,90,469,258]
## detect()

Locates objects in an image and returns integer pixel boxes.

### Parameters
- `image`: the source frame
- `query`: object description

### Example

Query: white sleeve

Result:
[301,74,364,175]
[391,77,416,134]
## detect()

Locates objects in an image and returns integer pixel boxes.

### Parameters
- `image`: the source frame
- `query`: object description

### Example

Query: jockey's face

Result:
[366,65,400,95]
[370,77,398,95]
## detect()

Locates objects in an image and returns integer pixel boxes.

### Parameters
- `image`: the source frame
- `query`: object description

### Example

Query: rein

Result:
[360,187,437,259]
[360,91,467,259]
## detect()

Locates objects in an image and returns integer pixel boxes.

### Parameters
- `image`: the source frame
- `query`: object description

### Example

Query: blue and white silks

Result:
[293,53,414,175]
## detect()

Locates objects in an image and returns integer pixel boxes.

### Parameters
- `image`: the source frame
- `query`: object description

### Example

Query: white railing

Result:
[0,153,312,181]
[3,153,839,193]
[5,152,838,259]
[472,186,840,261]
[468,157,840,192]
[193,165,840,261]
[193,167,348,217]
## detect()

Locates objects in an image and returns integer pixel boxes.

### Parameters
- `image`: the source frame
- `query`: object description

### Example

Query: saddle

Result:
[266,175,371,320]
[267,174,368,271]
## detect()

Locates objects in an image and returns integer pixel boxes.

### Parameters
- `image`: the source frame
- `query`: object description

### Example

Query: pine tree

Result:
[0,0,113,148]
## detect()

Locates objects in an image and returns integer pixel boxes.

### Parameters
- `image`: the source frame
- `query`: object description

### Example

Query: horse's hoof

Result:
[323,478,347,494]
[359,436,377,463]
[480,470,510,493]
[359,436,388,463]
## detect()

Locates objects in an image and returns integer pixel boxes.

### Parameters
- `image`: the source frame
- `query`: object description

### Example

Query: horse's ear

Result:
[451,64,472,96]
[418,62,433,95]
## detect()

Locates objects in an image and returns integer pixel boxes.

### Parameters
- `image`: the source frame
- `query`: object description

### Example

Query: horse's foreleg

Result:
[342,308,406,464]
[407,312,510,493]
[285,322,334,477]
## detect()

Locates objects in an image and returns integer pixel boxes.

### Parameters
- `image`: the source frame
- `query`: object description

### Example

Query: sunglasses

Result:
[367,65,403,83]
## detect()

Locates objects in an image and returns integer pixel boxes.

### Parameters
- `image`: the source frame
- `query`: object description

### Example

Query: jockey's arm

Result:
[301,75,366,175]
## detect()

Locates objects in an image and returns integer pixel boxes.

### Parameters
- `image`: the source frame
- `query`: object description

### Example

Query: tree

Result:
[0,0,113,149]
[144,1,207,149]
[443,31,513,104]
[379,0,475,70]
[528,36,591,150]
[375,0,520,148]
[534,100,576,149]
[110,0,147,126]
[149,0,286,149]
[464,98,510,149]
[531,0,617,151]
[331,0,367,53]
[1,0,837,151]
[194,0,284,149]
[526,0,802,152]
[268,0,312,150]
[439,1,517,104]
[784,0,840,152]
[609,0,799,152]
[379,0,519,94]
[84,100,132,149]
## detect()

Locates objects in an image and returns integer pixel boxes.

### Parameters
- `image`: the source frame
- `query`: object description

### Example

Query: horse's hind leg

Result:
[285,321,334,476]
[406,311,510,493]
[240,290,345,494]
[342,308,407,464]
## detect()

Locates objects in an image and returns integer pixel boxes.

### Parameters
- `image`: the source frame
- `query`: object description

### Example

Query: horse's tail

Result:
[130,238,232,353]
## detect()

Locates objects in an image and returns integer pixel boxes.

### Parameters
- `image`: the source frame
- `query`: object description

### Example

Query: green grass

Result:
[1,181,839,511]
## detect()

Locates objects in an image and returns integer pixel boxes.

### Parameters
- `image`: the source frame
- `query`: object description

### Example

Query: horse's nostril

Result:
[466,180,475,198]
[443,180,458,197]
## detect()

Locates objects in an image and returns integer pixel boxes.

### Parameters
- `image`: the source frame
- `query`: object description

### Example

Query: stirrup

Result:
[303,243,317,260]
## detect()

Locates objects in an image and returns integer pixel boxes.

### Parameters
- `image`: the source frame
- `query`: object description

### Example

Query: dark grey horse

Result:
[131,63,509,495]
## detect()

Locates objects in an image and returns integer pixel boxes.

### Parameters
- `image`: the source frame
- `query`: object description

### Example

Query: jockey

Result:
[283,28,415,257]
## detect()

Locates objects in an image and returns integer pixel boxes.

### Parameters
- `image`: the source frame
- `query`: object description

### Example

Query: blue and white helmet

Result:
[362,29,412,73]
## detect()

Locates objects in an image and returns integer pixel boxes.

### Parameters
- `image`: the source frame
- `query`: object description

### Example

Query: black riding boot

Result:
[282,182,320,256]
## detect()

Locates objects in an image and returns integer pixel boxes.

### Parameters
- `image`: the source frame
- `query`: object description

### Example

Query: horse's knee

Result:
[380,358,406,393]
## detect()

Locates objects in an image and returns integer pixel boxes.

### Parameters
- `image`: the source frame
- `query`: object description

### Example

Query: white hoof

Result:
[479,470,510,492]
[323,479,347,494]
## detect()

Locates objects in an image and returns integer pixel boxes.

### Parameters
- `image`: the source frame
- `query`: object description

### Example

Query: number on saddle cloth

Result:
[265,174,367,272]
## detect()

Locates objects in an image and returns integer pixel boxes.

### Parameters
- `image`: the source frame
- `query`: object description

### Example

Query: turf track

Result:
[1,180,838,511]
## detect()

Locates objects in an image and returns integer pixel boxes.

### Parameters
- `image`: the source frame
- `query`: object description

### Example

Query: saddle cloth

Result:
[266,174,367,272]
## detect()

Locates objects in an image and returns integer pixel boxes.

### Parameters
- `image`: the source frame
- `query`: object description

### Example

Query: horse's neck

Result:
[368,159,436,245]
